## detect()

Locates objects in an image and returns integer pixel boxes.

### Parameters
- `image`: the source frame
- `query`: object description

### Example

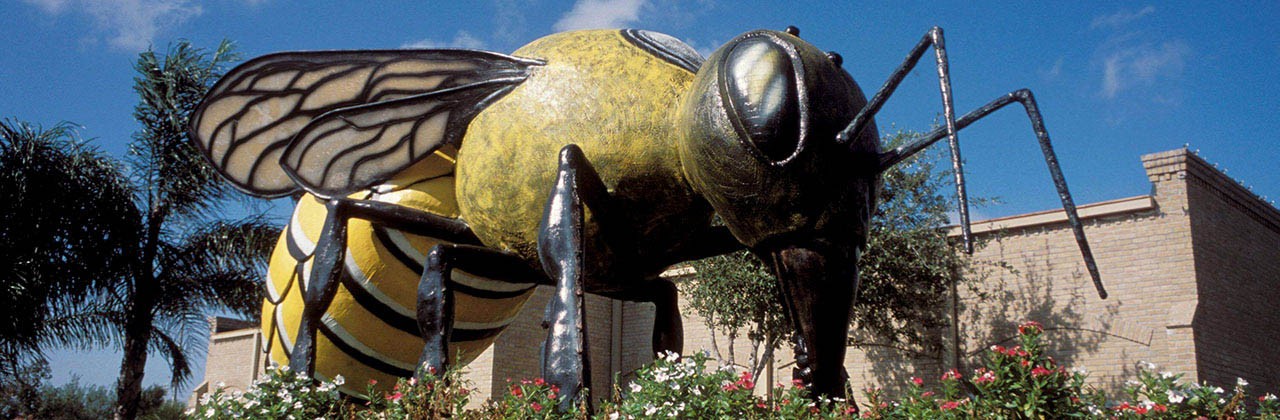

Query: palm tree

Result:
[0,41,280,419]
[111,40,279,419]
[0,119,137,395]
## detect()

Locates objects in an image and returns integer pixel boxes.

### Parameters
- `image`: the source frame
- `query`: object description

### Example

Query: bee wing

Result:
[281,78,523,197]
[190,50,541,197]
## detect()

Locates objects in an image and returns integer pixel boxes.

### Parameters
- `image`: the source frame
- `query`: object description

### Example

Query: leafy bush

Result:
[187,321,1280,419]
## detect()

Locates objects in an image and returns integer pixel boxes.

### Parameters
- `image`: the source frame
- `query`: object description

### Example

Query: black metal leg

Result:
[536,144,607,413]
[837,26,969,251]
[648,279,683,355]
[875,90,1107,299]
[290,198,348,377]
[287,196,484,378]
[416,243,548,379]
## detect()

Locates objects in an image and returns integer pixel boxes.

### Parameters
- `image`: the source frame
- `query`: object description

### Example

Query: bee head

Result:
[677,28,880,249]
[676,28,883,400]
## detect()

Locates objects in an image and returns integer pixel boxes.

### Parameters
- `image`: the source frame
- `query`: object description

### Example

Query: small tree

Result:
[685,131,974,377]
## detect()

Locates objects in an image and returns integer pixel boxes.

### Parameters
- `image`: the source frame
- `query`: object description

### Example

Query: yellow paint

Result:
[457,30,706,262]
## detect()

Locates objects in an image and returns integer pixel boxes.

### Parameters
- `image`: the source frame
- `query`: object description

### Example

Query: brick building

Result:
[190,148,1280,404]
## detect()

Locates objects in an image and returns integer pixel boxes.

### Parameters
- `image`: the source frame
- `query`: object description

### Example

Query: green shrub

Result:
[186,322,1280,419]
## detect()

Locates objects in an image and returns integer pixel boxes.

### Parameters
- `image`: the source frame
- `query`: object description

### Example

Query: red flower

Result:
[941,369,961,381]
[910,377,923,386]
[1153,404,1168,413]
[939,400,960,411]
[922,391,935,398]
[792,378,805,388]
[1134,406,1149,415]
[531,402,543,412]
[1020,360,1031,367]
[1031,366,1052,377]
[737,371,756,390]
[386,391,403,402]
[510,386,523,397]
[723,383,739,391]
[368,379,378,386]
[1018,321,1043,335]
[534,378,546,386]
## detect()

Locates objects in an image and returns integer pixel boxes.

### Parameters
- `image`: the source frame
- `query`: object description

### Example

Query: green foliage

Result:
[5,375,185,420]
[183,327,1280,419]
[188,365,345,419]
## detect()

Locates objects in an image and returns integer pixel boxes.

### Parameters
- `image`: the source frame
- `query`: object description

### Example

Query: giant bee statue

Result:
[190,25,1106,410]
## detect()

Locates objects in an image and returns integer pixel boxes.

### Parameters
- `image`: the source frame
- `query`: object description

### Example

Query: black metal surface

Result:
[536,145,597,412]
[876,89,1107,299]
[339,198,482,245]
[289,198,349,376]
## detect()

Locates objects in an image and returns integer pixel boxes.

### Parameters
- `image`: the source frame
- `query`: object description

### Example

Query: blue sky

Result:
[4,0,1278,397]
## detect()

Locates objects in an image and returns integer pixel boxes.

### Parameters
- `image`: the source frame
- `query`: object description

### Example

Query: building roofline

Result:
[1146,148,1280,233]
[946,195,1155,237]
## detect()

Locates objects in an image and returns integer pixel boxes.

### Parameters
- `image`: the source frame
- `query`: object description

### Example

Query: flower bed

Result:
[189,321,1279,419]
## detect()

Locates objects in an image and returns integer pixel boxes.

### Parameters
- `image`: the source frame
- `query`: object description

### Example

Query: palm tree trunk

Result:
[114,302,155,420]
[115,210,162,420]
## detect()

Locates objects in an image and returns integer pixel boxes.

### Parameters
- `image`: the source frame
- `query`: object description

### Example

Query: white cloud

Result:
[401,30,488,50]
[1100,41,1189,99]
[552,0,647,32]
[1090,6,1156,29]
[22,0,202,51]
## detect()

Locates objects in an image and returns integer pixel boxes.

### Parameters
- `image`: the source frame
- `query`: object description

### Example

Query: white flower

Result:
[205,408,215,417]
[215,381,226,388]
[1237,377,1249,387]
[671,383,680,391]
[333,375,345,386]
[1125,380,1141,387]
[1264,393,1278,401]
[1167,390,1185,403]
[644,403,658,416]
[294,401,303,409]
[1138,361,1157,371]
[1213,386,1225,394]
[629,382,642,393]
[608,412,620,420]
[280,364,290,372]
[1160,371,1176,379]
[691,387,701,396]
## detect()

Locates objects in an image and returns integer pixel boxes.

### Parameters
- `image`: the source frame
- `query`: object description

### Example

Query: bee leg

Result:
[415,244,547,380]
[536,144,611,413]
[290,198,349,378]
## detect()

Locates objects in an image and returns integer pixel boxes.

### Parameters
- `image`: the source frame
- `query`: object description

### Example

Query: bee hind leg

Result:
[416,244,547,380]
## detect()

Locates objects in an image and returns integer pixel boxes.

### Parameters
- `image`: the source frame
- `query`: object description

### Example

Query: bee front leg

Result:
[536,144,610,413]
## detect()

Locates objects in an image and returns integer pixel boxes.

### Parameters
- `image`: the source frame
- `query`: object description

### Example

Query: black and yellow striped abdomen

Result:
[260,148,538,396]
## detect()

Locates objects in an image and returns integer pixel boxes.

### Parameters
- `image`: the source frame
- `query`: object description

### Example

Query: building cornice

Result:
[1143,148,1280,233]
[946,195,1156,237]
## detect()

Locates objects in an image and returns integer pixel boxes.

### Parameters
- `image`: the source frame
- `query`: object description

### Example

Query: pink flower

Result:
[939,400,960,411]
[973,368,996,384]
[531,402,543,412]
[1153,404,1168,413]
[510,386,523,397]
[792,378,805,388]
[386,391,403,402]
[910,377,923,386]
[368,379,378,386]
[534,378,546,386]
[1031,366,1052,377]
[941,369,961,381]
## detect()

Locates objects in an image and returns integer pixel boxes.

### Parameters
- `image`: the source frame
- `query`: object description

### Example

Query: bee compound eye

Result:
[784,26,800,36]
[723,37,801,162]
[826,51,843,66]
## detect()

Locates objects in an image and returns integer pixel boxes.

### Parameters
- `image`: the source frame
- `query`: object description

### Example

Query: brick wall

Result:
[1179,151,1280,393]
